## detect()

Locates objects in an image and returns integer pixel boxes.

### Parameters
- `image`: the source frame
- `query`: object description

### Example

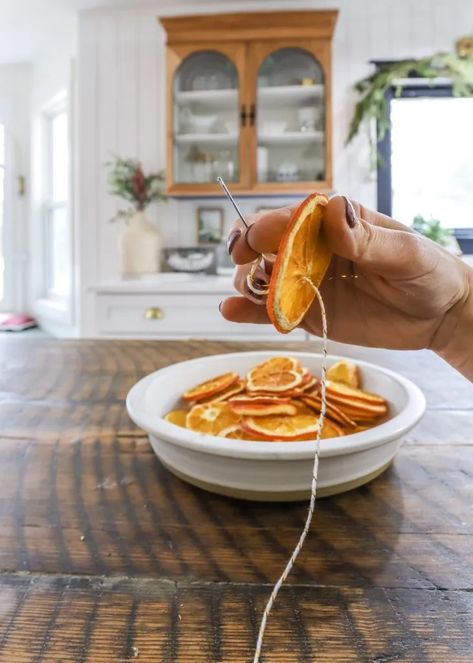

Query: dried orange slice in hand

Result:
[186,402,241,436]
[241,411,319,441]
[267,193,332,334]
[182,372,239,402]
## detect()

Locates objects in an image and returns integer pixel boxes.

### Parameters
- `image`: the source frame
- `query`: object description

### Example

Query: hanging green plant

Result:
[347,48,473,156]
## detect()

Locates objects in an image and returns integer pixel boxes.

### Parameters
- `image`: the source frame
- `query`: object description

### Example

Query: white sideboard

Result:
[91,275,308,341]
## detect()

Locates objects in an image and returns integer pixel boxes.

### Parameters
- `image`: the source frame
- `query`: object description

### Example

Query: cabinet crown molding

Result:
[159,10,338,44]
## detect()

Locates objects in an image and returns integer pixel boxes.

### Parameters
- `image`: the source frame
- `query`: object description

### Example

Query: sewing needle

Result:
[217,176,250,229]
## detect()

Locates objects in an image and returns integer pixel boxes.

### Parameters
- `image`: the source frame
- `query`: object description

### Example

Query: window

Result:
[377,84,473,231]
[0,123,5,302]
[43,101,70,302]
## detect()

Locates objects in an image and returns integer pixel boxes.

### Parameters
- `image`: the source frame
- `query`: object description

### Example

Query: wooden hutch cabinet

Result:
[160,11,338,197]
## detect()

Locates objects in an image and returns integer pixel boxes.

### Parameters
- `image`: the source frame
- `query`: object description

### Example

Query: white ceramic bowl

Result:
[126,352,426,501]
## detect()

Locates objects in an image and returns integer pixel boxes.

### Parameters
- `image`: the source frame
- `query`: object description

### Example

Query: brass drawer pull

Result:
[145,307,165,320]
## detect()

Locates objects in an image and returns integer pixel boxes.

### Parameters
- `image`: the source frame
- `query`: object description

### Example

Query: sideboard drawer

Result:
[95,293,306,340]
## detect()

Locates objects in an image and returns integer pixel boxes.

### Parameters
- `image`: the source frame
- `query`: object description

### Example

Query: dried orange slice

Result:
[186,402,240,436]
[182,372,239,402]
[246,369,302,393]
[302,395,357,428]
[229,401,298,417]
[241,411,319,441]
[199,379,245,404]
[163,409,188,427]
[230,394,291,405]
[267,193,331,333]
[247,356,302,375]
[223,426,267,441]
[325,381,386,405]
[327,361,360,389]
[302,375,319,391]
[246,357,304,393]
[320,419,344,439]
[326,397,388,421]
[332,403,387,421]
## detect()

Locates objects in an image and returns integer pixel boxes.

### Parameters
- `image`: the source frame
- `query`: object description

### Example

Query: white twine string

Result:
[253,287,328,663]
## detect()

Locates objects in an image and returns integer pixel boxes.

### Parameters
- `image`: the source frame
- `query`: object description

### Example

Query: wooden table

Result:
[0,338,472,662]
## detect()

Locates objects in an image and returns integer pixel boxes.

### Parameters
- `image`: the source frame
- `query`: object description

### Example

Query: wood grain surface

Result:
[0,338,472,662]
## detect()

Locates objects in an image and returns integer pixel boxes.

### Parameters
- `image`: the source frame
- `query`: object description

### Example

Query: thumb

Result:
[324,195,431,279]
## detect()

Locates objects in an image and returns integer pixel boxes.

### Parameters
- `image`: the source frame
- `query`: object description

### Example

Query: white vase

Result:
[118,210,162,277]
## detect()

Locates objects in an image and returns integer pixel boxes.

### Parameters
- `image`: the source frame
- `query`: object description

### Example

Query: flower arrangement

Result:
[105,156,167,222]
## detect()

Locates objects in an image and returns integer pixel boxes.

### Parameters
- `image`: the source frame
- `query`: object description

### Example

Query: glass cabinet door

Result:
[173,50,241,186]
[254,47,325,186]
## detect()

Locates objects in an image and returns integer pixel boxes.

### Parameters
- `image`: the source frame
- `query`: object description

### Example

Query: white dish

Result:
[260,120,288,135]
[126,351,426,501]
[181,109,217,134]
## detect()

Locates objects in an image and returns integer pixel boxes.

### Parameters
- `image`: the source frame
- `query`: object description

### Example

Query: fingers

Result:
[219,296,271,324]
[228,205,297,265]
[324,196,437,279]
[233,263,269,305]
[354,200,414,233]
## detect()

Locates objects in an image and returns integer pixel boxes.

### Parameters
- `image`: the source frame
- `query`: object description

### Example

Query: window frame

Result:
[39,91,74,318]
[377,80,456,218]
[0,115,16,312]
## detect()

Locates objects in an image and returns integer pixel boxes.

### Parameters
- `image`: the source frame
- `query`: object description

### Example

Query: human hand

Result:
[220,197,473,379]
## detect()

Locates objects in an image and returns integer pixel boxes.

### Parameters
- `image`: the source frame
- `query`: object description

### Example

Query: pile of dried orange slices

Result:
[164,356,388,442]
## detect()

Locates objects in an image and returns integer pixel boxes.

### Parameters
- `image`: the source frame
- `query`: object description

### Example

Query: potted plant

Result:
[412,214,462,254]
[106,156,167,277]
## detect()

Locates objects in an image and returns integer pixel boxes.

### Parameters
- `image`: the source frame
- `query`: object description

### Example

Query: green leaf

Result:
[347,50,473,167]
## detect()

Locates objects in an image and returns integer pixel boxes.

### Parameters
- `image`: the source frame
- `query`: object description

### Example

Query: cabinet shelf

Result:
[258,131,324,146]
[174,85,324,109]
[175,89,238,108]
[258,84,324,107]
[174,133,238,146]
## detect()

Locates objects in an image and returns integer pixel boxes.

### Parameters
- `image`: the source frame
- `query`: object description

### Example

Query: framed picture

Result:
[197,207,224,244]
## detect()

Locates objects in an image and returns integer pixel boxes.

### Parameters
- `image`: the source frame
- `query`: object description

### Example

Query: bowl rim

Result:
[126,351,426,460]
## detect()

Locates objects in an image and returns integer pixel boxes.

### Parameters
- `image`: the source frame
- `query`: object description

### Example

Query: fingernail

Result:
[343,196,357,228]
[244,224,255,252]
[227,229,241,255]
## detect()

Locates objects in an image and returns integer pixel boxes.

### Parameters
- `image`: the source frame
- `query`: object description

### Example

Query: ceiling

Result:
[0,0,224,63]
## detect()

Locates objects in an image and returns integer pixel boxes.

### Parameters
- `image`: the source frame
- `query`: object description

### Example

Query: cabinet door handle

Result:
[249,104,256,126]
[145,307,165,320]
[240,105,247,127]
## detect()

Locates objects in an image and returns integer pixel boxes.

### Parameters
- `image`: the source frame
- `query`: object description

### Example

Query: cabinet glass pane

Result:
[173,51,239,184]
[256,48,325,184]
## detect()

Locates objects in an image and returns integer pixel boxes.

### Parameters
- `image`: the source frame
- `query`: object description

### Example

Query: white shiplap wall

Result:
[77,0,473,332]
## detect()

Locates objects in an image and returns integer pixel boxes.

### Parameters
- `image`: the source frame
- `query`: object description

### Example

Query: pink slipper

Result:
[0,313,37,331]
